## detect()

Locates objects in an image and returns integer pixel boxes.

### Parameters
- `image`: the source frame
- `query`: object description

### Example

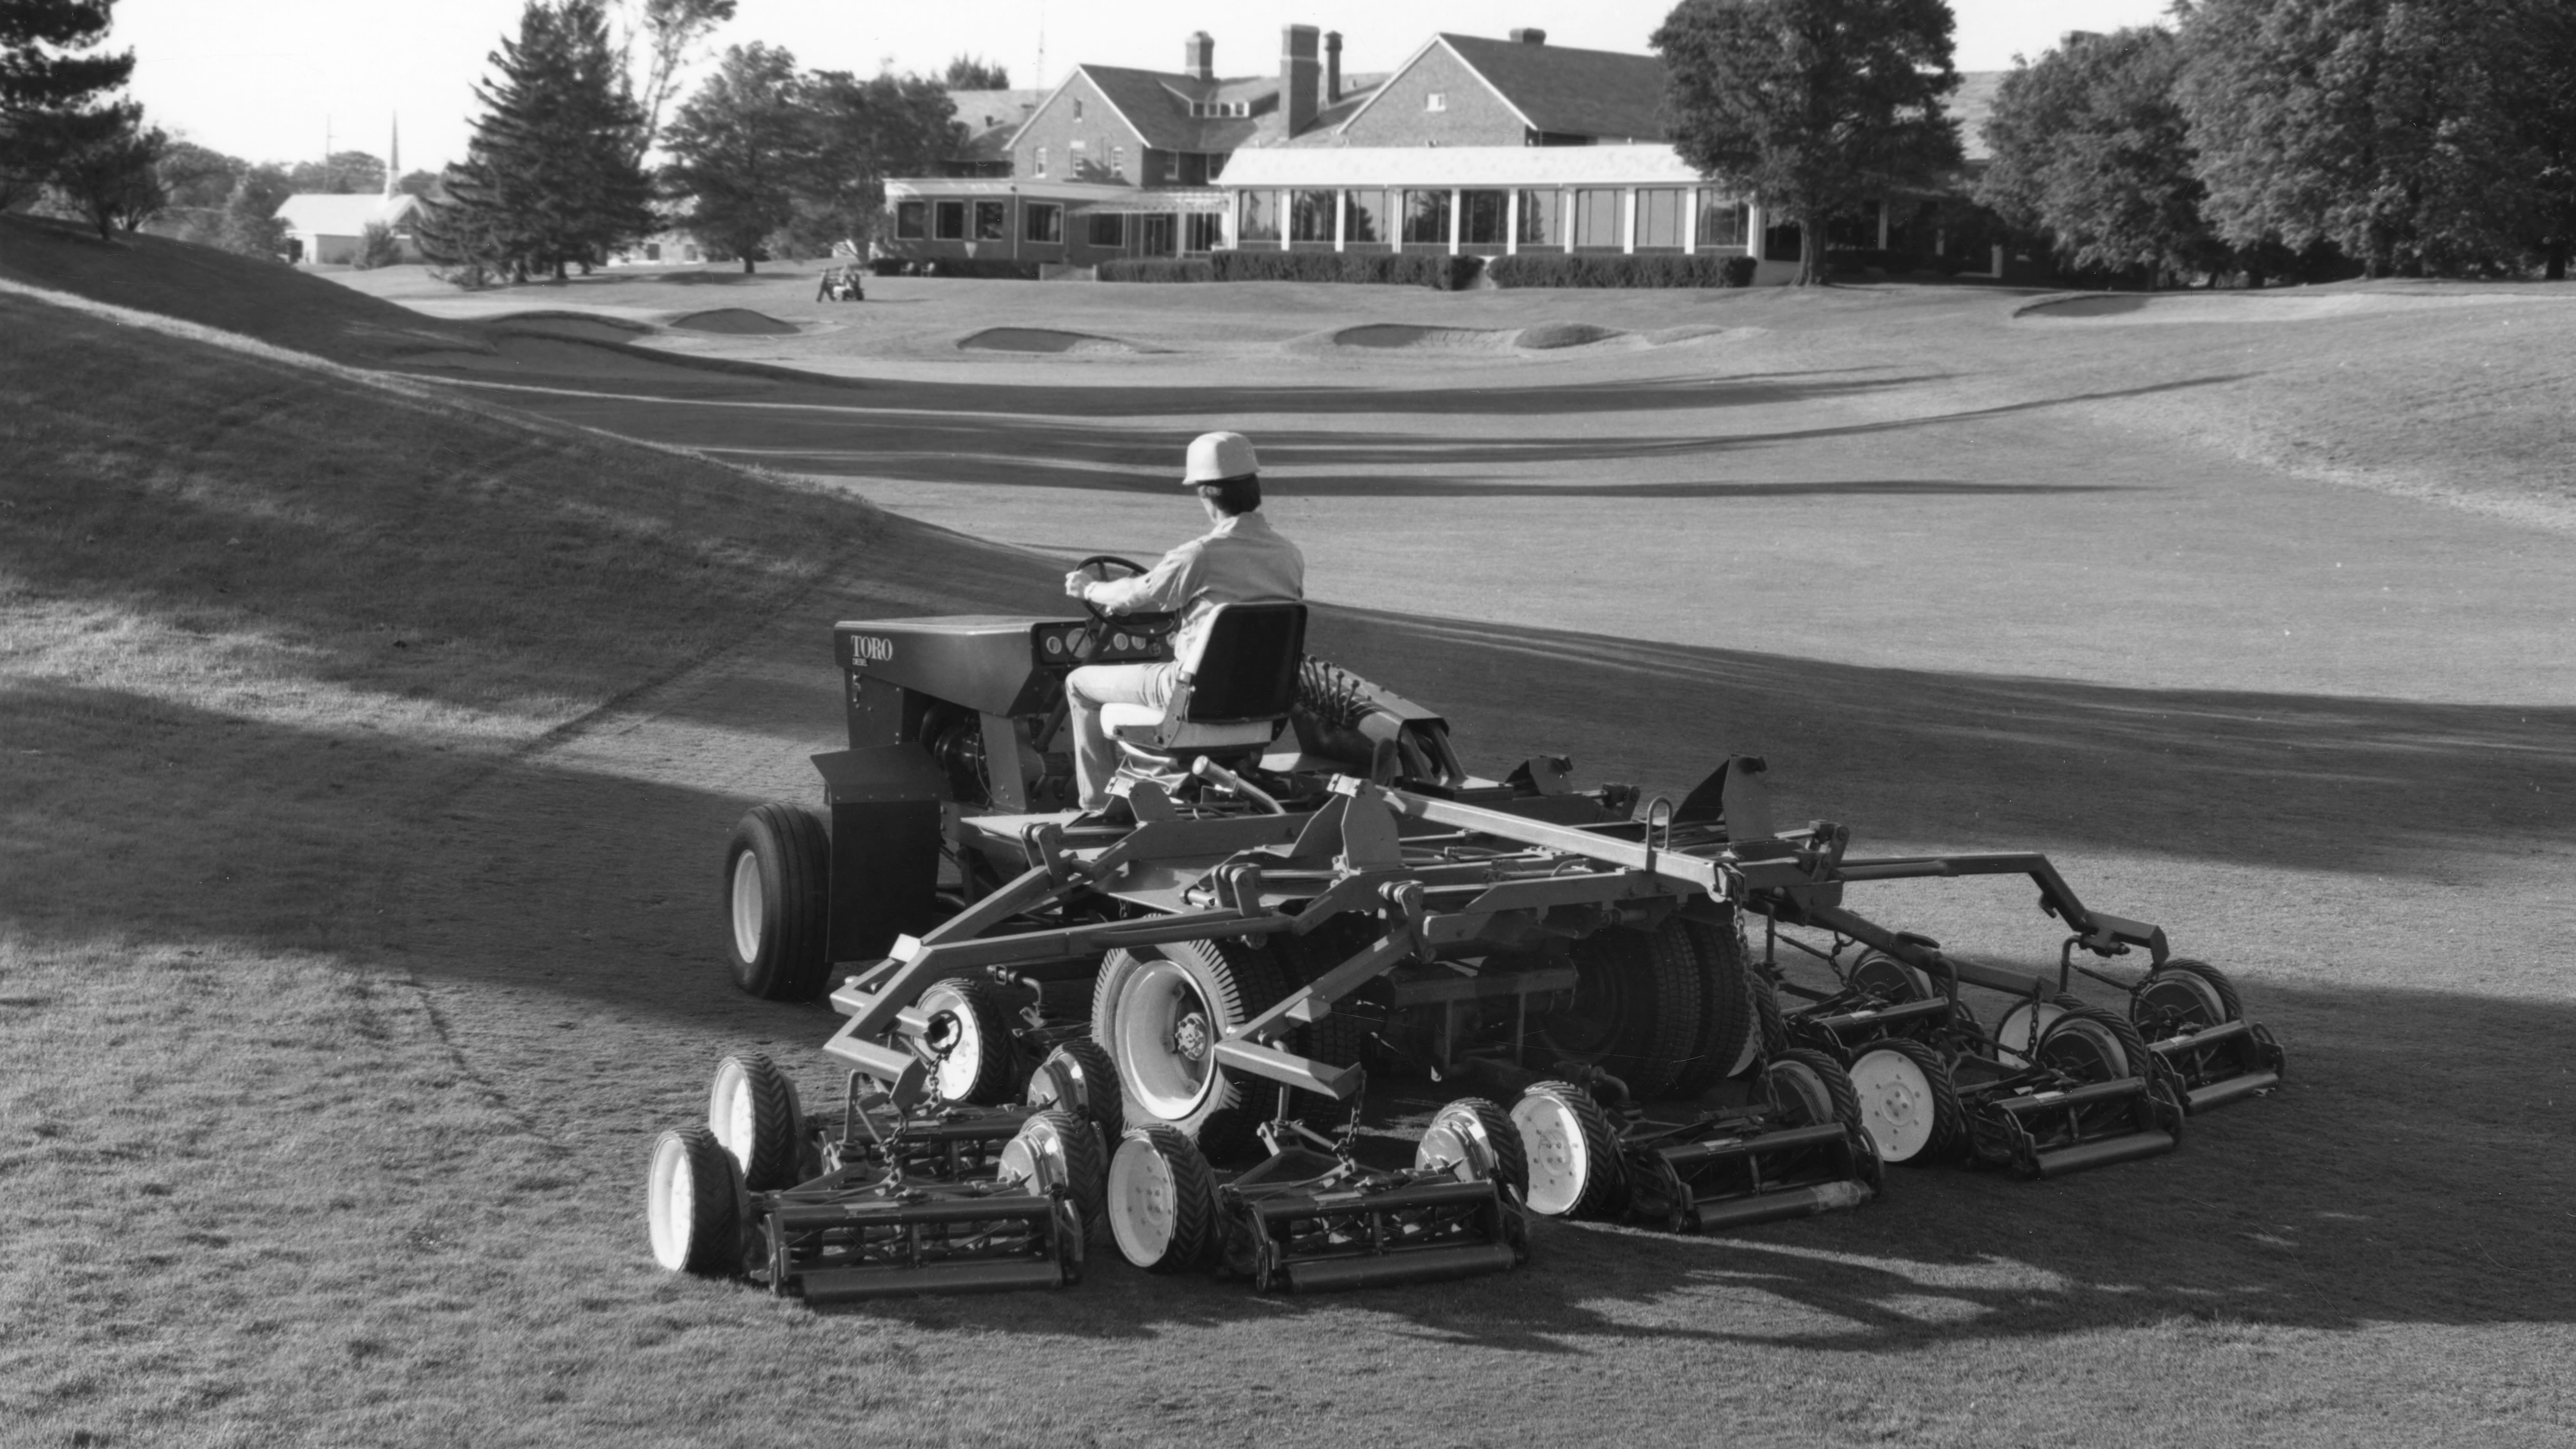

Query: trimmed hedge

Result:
[1484,253,1758,288]
[1206,250,1484,290]
[1099,257,1216,283]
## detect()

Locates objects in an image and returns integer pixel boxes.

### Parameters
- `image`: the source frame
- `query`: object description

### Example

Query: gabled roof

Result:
[1430,34,1672,141]
[1069,64,1278,152]
[274,193,418,235]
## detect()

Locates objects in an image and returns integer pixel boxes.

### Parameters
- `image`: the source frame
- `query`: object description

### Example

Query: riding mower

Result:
[649,557,2275,1295]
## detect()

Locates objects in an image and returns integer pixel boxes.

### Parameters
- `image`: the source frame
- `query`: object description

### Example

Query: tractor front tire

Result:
[723,803,831,1001]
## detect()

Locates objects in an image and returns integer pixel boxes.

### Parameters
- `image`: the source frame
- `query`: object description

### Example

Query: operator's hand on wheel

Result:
[1063,568,1096,601]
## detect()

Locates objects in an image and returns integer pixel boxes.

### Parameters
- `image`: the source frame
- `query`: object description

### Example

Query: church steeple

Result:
[384,115,400,198]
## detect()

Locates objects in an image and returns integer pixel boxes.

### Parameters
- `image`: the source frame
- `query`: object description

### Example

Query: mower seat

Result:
[1102,602,1306,757]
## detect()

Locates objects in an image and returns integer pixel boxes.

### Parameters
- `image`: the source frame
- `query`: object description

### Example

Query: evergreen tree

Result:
[1654,0,1963,285]
[1,0,159,236]
[418,0,653,282]
[658,41,804,271]
[213,162,291,260]
[1978,28,2224,285]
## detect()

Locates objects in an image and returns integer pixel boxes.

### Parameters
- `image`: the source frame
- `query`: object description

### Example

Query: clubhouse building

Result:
[879,27,2005,282]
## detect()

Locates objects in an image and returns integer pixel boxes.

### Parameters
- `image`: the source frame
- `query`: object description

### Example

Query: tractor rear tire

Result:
[1544,926,1702,1101]
[1416,1096,1528,1199]
[1845,1038,1965,1165]
[1107,1125,1222,1273]
[646,1124,743,1276]
[723,804,832,1001]
[1672,917,1755,1095]
[1092,938,1290,1162]
[918,974,1019,1105]
[707,1053,803,1191]
[1027,1038,1124,1147]
[1003,1108,1109,1246]
[1512,1081,1628,1219]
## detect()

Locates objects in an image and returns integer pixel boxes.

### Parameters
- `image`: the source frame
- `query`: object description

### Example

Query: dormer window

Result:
[1426,93,1447,112]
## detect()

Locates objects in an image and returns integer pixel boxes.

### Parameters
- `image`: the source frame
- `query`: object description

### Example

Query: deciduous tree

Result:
[776,68,957,257]
[658,41,803,271]
[286,150,385,195]
[618,0,734,162]
[943,54,1009,90]
[1655,0,1962,285]
[1978,28,2222,285]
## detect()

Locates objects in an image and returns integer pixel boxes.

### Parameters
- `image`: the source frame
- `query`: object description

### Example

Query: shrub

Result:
[1206,250,1482,289]
[1484,253,1757,288]
[923,257,1042,280]
[1099,257,1215,283]
[353,221,404,270]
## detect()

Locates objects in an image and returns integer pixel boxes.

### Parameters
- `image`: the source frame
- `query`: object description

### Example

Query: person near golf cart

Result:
[1060,430,1303,812]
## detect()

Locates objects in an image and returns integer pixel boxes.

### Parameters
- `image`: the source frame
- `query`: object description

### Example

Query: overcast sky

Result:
[123,0,2173,173]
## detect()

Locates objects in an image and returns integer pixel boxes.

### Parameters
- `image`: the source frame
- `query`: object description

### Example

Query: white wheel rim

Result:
[707,1060,752,1168]
[647,1136,692,1271]
[1510,1094,1590,1216]
[1000,1119,1069,1196]
[729,850,763,964]
[920,984,986,1102]
[1114,959,1217,1123]
[1107,1137,1179,1265]
[1415,1107,1493,1182]
[1995,1002,2066,1065]
[1848,1050,1937,1162]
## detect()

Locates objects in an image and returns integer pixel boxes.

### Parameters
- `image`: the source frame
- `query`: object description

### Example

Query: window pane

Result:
[934,201,965,240]
[1341,189,1384,244]
[1695,190,1746,248]
[1460,190,1506,246]
[1289,190,1335,242]
[1402,189,1450,246]
[1572,189,1620,248]
[1024,203,1061,243]
[1514,189,1559,246]
[974,201,1007,240]
[1035,147,1046,178]
[1186,213,1221,253]
[1087,213,1125,247]
[1237,189,1278,242]
[1637,189,1681,248]
[1143,214,1175,253]
[896,202,926,240]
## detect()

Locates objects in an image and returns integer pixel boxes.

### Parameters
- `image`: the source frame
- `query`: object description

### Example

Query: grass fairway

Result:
[6,217,2576,1447]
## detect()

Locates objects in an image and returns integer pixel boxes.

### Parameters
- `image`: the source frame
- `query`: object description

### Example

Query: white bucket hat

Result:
[1182,430,1258,486]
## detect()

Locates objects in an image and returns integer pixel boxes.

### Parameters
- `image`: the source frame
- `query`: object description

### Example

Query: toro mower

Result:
[648,570,2276,1295]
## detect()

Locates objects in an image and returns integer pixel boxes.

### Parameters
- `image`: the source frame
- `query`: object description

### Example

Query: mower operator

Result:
[1061,430,1304,813]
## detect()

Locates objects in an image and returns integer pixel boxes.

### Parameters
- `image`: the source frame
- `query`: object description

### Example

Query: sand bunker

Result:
[2019,290,2552,324]
[670,308,800,336]
[958,327,1156,354]
[487,311,653,344]
[1332,322,1641,351]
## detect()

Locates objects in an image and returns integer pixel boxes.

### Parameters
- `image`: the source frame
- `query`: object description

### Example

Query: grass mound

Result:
[0,214,480,364]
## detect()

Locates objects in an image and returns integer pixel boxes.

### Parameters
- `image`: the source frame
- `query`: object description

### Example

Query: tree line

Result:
[415,0,962,283]
[1653,0,2576,287]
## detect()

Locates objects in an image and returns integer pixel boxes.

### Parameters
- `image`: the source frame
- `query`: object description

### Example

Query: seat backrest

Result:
[1180,602,1307,722]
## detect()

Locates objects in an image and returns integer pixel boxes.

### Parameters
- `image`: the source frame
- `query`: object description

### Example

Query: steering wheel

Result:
[1075,555,1148,621]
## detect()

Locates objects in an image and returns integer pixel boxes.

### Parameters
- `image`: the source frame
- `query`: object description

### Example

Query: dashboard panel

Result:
[1033,617,1174,668]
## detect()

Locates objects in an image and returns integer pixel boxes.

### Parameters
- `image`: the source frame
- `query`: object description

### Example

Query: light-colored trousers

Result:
[1063,662,1176,810]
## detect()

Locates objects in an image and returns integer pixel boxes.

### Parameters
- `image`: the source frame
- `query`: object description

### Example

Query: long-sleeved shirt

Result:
[1089,510,1305,667]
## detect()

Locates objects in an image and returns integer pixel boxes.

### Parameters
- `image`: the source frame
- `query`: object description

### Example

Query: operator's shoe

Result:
[1070,797,1134,828]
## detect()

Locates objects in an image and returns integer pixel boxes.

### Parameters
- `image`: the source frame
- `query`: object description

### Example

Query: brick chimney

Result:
[1325,30,1342,104]
[1184,30,1214,81]
[1509,28,1548,45]
[1282,25,1319,135]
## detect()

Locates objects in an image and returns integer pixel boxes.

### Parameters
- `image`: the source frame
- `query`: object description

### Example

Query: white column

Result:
[1448,188,1461,256]
[1280,190,1291,251]
[1335,190,1347,253]
[1563,190,1575,254]
[1682,189,1697,253]
[1505,189,1519,255]
[1622,188,1637,255]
